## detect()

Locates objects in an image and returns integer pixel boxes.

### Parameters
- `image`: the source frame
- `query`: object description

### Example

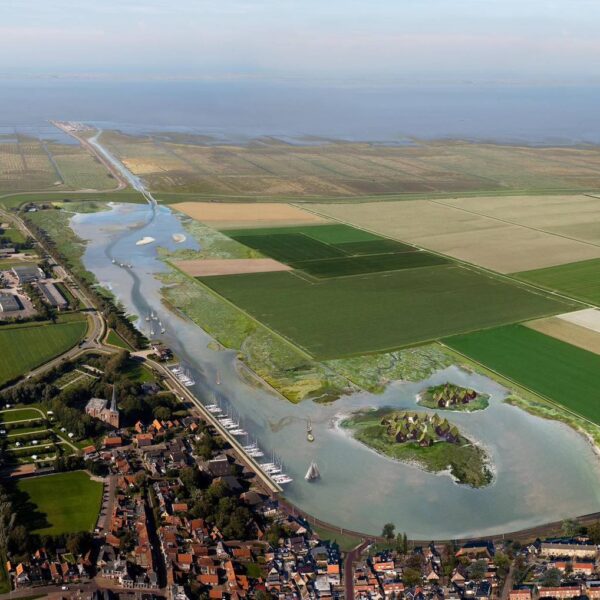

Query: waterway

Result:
[70,199,600,540]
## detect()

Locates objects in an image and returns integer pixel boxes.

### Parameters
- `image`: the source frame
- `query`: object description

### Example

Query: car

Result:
[61,586,69,591]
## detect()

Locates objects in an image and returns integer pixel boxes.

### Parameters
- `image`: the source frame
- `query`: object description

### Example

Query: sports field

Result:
[445,324,600,424]
[222,223,444,277]
[199,265,571,359]
[515,258,600,305]
[0,317,88,386]
[17,471,103,535]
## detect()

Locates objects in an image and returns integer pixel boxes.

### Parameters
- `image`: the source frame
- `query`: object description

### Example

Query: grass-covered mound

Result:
[341,408,492,488]
[418,383,489,412]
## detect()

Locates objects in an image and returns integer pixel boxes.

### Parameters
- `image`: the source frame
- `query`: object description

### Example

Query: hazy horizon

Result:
[2,0,600,83]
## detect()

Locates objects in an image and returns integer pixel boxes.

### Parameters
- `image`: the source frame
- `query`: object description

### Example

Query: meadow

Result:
[445,324,600,424]
[515,258,600,305]
[16,471,103,535]
[0,316,88,386]
[199,265,571,359]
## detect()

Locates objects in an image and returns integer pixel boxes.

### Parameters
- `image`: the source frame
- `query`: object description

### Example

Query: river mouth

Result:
[70,201,600,539]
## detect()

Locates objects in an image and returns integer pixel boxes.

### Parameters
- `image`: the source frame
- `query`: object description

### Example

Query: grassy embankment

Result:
[0,315,88,387]
[341,408,492,488]
[16,471,103,535]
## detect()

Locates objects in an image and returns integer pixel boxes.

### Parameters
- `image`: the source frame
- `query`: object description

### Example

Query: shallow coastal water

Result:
[71,202,600,539]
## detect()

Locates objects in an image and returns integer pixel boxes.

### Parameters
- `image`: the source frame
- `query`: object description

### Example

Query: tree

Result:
[467,559,488,582]
[541,568,562,588]
[494,552,511,579]
[382,522,396,540]
[588,521,600,545]
[403,567,422,587]
[561,518,580,538]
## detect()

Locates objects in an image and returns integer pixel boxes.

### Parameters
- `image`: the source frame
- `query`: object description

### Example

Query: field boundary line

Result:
[439,341,600,430]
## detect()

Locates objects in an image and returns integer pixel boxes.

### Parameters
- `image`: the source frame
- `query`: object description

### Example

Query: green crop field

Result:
[445,324,600,424]
[199,265,571,359]
[294,251,448,278]
[515,258,600,306]
[223,223,445,277]
[0,317,88,386]
[17,471,103,535]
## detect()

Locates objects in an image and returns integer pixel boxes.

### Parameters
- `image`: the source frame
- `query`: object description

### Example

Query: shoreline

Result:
[337,408,495,488]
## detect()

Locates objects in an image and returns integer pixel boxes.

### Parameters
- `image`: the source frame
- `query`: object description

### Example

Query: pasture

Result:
[445,324,600,425]
[17,471,103,535]
[310,200,600,273]
[199,265,571,359]
[0,317,88,387]
[515,258,600,305]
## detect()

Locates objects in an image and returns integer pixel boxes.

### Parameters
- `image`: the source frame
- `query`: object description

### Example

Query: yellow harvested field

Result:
[526,316,600,356]
[310,200,600,273]
[173,258,292,277]
[172,202,327,228]
[440,194,600,245]
[557,308,600,334]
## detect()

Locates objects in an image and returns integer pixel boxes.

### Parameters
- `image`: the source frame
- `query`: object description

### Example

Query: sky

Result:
[1,0,599,82]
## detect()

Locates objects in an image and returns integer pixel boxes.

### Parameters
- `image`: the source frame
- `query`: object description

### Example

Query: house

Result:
[540,543,597,559]
[537,587,582,599]
[135,433,154,447]
[509,590,532,600]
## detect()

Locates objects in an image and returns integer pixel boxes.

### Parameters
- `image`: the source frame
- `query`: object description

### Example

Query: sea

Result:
[1,78,599,145]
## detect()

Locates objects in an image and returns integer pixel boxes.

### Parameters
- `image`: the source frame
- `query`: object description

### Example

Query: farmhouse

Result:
[36,282,68,310]
[12,265,43,284]
[0,293,21,312]
[85,386,120,428]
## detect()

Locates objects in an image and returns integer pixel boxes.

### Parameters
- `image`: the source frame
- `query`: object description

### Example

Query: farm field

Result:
[99,130,600,197]
[173,257,292,277]
[310,200,600,273]
[0,131,114,194]
[199,265,572,359]
[220,223,444,277]
[16,471,103,535]
[445,324,600,425]
[0,316,88,387]
[440,193,600,245]
[526,317,600,356]
[515,258,600,305]
[172,201,327,228]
